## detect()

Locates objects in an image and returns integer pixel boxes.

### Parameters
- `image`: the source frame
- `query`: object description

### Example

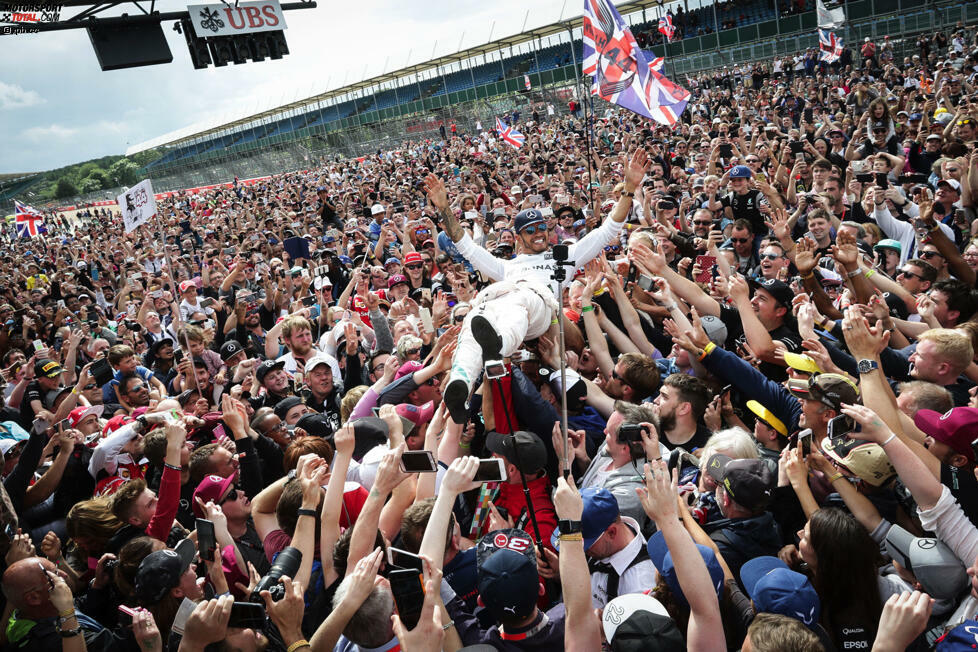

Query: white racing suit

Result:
[449,216,624,393]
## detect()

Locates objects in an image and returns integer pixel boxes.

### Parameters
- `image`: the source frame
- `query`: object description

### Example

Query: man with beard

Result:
[273,315,320,375]
[226,293,267,360]
[300,354,343,432]
[118,373,151,412]
[652,374,714,451]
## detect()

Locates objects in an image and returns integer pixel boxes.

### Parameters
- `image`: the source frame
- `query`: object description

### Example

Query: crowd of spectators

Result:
[0,23,976,652]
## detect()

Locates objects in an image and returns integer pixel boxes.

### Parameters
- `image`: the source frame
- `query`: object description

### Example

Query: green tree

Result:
[84,168,112,189]
[108,159,140,186]
[77,177,102,193]
[54,178,78,199]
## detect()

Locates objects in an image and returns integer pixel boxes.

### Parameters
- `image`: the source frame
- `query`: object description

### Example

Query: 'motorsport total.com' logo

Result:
[0,2,62,34]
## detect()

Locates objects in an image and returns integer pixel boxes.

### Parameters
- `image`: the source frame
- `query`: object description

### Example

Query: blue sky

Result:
[0,0,583,173]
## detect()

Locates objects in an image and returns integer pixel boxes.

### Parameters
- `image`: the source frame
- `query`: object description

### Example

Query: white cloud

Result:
[22,124,79,141]
[0,81,44,109]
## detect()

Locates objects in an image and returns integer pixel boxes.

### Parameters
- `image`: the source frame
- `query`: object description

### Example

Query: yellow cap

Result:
[746,400,788,437]
[783,352,821,375]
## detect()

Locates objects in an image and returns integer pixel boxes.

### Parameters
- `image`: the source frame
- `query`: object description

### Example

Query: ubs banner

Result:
[187,0,287,38]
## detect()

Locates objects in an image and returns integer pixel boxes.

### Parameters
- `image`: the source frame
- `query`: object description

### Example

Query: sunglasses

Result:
[522,225,546,235]
[405,348,421,356]
[611,368,630,386]
[898,268,926,281]
[453,314,469,323]
[730,237,750,244]
[218,486,240,506]
[693,220,713,226]
[759,253,781,261]
[405,263,423,270]
[83,383,97,390]
[604,245,621,253]
[919,250,943,259]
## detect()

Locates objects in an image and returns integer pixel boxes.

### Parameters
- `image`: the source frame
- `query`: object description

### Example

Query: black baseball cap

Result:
[751,277,793,310]
[134,538,195,604]
[150,337,174,355]
[706,454,775,512]
[295,413,334,439]
[220,339,244,362]
[273,396,304,421]
[476,529,539,622]
[513,209,546,233]
[350,416,389,460]
[256,359,286,384]
[485,430,547,476]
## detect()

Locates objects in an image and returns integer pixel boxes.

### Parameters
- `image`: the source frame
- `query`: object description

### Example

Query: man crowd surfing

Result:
[0,26,978,652]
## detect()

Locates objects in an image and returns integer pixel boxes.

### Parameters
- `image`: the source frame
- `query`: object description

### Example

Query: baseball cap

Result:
[134,538,196,604]
[192,474,236,517]
[295,413,334,439]
[33,359,63,379]
[151,338,174,356]
[783,352,820,375]
[273,396,304,421]
[0,434,28,458]
[789,373,860,411]
[602,593,683,652]
[514,209,546,233]
[219,340,244,362]
[938,620,978,651]
[729,165,752,179]
[305,353,338,376]
[926,133,944,141]
[395,401,434,428]
[647,530,725,607]
[740,556,821,627]
[746,400,788,437]
[705,454,775,511]
[255,359,286,384]
[699,314,728,346]
[403,252,423,266]
[510,185,523,195]
[752,278,793,310]
[394,360,424,380]
[938,178,962,193]
[551,486,619,550]
[874,239,902,255]
[387,274,409,289]
[822,436,895,487]
[384,257,401,267]
[179,280,197,293]
[68,404,104,429]
[914,407,978,462]
[886,525,969,600]
[486,430,548,478]
[350,416,389,460]
[370,203,385,215]
[476,529,539,621]
[909,112,923,121]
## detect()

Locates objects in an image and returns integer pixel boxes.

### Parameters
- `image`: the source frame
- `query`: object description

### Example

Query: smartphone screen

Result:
[388,547,425,571]
[399,451,437,473]
[474,458,506,482]
[388,569,426,630]
[196,519,217,562]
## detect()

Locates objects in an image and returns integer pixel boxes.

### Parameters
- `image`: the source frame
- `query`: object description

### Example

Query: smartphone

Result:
[875,172,889,189]
[4,523,16,539]
[389,569,426,630]
[173,348,185,364]
[53,418,69,434]
[795,152,806,162]
[419,307,434,333]
[421,288,432,304]
[118,605,137,627]
[618,423,646,443]
[637,274,655,292]
[90,357,114,386]
[300,295,317,307]
[803,108,814,123]
[227,602,266,629]
[485,360,506,380]
[32,339,44,352]
[237,291,254,304]
[196,518,217,562]
[200,297,215,309]
[855,173,874,183]
[474,458,507,483]
[827,415,856,439]
[695,255,717,284]
[150,290,163,299]
[798,428,813,457]
[527,194,544,204]
[718,144,733,158]
[388,546,425,571]
[399,450,437,473]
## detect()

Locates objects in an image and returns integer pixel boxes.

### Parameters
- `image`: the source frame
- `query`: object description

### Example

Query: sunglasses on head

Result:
[522,225,546,235]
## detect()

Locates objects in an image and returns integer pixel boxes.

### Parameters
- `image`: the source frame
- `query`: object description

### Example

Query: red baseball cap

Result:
[68,405,103,428]
[179,280,197,293]
[395,401,434,427]
[403,252,423,266]
[914,408,978,461]
[192,474,236,517]
[102,415,133,436]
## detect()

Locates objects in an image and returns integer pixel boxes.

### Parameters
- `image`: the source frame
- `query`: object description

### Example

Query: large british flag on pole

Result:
[14,200,43,238]
[495,117,525,149]
[818,29,843,63]
[583,0,690,126]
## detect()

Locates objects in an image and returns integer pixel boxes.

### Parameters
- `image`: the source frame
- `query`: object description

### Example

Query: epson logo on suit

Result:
[187,0,287,38]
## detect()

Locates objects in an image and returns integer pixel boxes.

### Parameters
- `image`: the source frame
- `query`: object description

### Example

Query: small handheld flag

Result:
[495,117,525,149]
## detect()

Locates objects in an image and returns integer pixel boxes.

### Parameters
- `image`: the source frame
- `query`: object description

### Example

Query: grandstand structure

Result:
[70,0,978,198]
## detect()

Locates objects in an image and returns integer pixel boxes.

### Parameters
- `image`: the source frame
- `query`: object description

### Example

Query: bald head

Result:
[2,557,59,617]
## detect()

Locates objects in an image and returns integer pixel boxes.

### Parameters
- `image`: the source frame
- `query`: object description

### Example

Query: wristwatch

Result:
[621,191,635,198]
[557,520,582,534]
[857,359,879,374]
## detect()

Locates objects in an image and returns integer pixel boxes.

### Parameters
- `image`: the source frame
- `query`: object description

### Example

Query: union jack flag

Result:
[658,14,675,41]
[819,29,843,63]
[495,117,525,149]
[583,0,690,126]
[14,200,43,238]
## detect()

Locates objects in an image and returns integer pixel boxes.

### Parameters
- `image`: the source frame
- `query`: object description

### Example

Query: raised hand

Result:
[794,237,821,276]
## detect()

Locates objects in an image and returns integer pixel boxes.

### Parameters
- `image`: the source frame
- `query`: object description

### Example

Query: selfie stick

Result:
[488,374,547,562]
[550,246,575,479]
